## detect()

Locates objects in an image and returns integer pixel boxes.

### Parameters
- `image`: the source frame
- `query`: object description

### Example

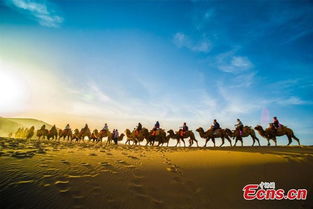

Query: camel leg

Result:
[220,137,225,147]
[182,139,186,147]
[195,139,199,147]
[226,136,232,146]
[292,134,301,146]
[274,137,277,146]
[212,138,216,147]
[234,138,237,146]
[203,139,208,147]
[175,139,179,147]
[256,137,261,146]
[241,138,243,146]
[287,135,292,146]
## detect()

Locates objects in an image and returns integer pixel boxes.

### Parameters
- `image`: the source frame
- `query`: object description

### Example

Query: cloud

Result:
[173,32,212,53]
[6,0,63,27]
[216,52,253,73]
[274,96,312,106]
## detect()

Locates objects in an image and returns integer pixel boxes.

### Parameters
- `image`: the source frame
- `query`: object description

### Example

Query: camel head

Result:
[118,133,125,141]
[167,129,174,135]
[196,127,204,133]
[254,125,263,131]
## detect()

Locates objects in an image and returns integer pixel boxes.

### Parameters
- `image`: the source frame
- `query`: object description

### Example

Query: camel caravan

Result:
[13,117,301,147]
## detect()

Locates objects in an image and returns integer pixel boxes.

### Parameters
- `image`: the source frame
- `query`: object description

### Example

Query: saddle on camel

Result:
[178,122,189,137]
[151,121,160,136]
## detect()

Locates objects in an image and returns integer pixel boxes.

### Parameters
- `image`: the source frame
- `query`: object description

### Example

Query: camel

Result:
[225,126,260,146]
[79,125,91,141]
[196,127,232,147]
[71,129,81,142]
[125,128,149,145]
[59,129,73,141]
[37,125,48,140]
[97,129,110,142]
[255,125,300,146]
[26,126,35,140]
[47,125,58,140]
[90,129,99,142]
[167,129,198,147]
[149,129,168,146]
[125,129,139,145]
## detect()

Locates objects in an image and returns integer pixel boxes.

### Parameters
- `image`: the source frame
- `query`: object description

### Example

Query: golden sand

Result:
[0,137,312,209]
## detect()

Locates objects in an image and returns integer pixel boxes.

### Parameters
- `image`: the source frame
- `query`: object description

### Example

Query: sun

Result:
[0,62,28,114]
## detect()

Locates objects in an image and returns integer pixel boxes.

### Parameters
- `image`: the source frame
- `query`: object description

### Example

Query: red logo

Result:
[243,182,307,200]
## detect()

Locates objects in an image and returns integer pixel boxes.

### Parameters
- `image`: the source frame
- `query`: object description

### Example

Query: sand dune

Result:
[0,137,312,209]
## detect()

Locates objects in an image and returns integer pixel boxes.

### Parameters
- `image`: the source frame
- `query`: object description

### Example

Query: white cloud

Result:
[274,96,311,106]
[173,32,212,53]
[6,0,63,27]
[217,54,252,73]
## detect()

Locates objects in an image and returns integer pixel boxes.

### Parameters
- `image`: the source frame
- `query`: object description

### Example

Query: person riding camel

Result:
[135,123,142,136]
[235,119,244,136]
[271,116,281,134]
[102,123,109,132]
[65,124,71,130]
[152,121,160,136]
[212,119,221,131]
[180,122,188,137]
[273,117,281,129]
[40,125,46,130]
[65,124,70,130]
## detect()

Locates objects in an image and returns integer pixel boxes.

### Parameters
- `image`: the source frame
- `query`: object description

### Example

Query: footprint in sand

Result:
[128,155,139,160]
[91,186,102,196]
[55,180,70,186]
[14,180,34,185]
[60,159,70,164]
[100,161,113,167]
[129,183,145,193]
[55,180,71,193]
[166,165,183,176]
[117,160,129,165]
[81,162,91,167]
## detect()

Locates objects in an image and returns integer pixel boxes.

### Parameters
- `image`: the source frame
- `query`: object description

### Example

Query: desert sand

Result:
[0,137,312,209]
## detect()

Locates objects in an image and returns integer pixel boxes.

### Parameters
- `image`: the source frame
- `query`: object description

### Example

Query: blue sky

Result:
[0,0,313,145]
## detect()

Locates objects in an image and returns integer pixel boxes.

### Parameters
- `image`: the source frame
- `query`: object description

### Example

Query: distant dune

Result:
[0,117,52,137]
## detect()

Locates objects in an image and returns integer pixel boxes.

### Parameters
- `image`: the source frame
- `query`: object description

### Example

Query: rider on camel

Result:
[83,124,88,131]
[180,122,188,137]
[235,119,244,136]
[65,124,70,130]
[102,123,109,132]
[273,117,281,129]
[212,119,221,131]
[152,121,160,136]
[272,117,281,134]
[40,124,46,130]
[136,123,142,136]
